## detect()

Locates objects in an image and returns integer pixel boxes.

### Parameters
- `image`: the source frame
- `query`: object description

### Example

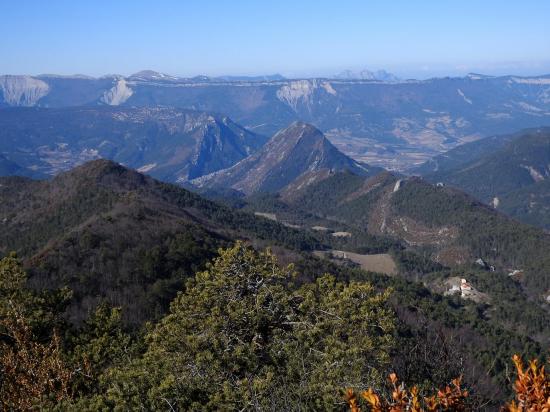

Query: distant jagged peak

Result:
[333,68,399,82]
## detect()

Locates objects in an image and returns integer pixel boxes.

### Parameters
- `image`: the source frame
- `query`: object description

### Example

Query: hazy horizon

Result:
[2,0,549,79]
[4,63,550,82]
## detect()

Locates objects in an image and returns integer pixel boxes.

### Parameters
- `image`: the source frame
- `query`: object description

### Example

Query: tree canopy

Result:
[103,242,396,410]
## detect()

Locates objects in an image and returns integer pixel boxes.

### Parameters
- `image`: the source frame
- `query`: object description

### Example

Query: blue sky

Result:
[1,0,549,78]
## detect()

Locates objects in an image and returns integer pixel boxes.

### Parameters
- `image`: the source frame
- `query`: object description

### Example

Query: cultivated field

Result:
[314,250,398,276]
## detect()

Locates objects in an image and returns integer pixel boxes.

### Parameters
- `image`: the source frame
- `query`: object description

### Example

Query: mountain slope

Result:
[0,153,34,177]
[0,106,267,181]
[410,129,523,175]
[495,179,550,229]
[249,170,550,300]
[2,160,548,404]
[0,160,318,326]
[193,122,380,194]
[420,128,550,228]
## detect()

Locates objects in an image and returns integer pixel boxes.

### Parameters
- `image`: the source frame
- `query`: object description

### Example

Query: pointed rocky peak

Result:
[274,121,324,141]
[193,122,381,195]
[263,122,328,154]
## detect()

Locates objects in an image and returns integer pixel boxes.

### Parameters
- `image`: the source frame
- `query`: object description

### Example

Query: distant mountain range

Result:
[2,71,550,170]
[333,69,399,81]
[417,127,550,229]
[124,70,287,83]
[194,122,380,194]
[3,62,550,409]
[215,74,287,82]
[0,106,267,181]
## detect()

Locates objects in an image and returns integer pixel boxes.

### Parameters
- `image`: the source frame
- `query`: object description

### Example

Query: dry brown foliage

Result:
[345,372,467,411]
[347,354,550,412]
[502,354,550,412]
[0,308,74,410]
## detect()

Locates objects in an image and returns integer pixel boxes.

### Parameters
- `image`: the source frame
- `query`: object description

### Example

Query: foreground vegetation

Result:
[1,243,549,410]
[346,355,550,411]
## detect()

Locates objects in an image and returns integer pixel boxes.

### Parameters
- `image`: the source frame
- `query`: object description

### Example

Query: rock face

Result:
[101,79,133,105]
[0,107,266,180]
[0,75,49,106]
[193,122,376,194]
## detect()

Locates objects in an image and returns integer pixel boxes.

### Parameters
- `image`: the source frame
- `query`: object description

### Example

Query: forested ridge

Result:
[0,160,320,326]
[1,160,550,410]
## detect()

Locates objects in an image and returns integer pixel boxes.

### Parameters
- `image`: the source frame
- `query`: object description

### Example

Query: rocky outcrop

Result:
[276,80,318,111]
[275,80,338,110]
[100,79,133,105]
[0,75,49,106]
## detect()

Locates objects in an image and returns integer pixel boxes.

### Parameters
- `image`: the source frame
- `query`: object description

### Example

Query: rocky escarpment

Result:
[100,78,133,105]
[0,75,49,106]
[275,79,337,111]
